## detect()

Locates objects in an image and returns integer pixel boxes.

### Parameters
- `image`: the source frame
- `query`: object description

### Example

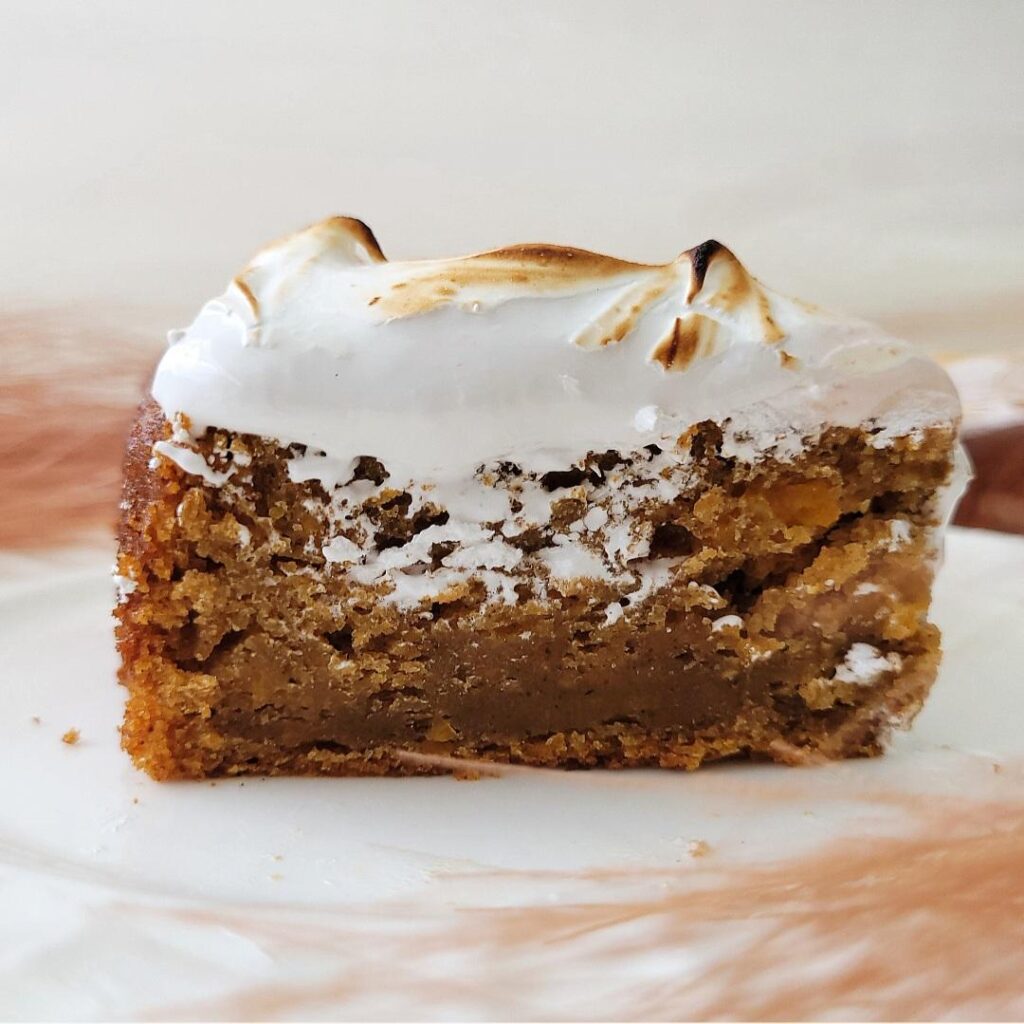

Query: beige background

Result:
[2,0,1022,351]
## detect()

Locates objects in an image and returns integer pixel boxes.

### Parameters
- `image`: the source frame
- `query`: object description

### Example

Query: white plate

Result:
[2,527,1022,1021]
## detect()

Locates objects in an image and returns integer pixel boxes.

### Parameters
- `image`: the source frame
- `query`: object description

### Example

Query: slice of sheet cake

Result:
[115,217,966,779]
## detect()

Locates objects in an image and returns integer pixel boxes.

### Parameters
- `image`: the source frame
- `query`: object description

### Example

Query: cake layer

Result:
[117,404,954,779]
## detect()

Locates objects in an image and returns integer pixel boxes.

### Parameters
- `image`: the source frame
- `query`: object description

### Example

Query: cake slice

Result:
[115,217,966,780]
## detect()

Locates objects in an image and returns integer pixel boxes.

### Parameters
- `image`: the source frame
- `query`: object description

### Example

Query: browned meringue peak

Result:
[233,216,388,317]
[229,217,788,365]
[649,310,720,372]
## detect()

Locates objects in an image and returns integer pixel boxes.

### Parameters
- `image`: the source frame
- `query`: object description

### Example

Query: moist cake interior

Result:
[117,401,954,779]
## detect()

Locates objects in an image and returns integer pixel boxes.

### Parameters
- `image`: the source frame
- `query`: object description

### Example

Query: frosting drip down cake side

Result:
[115,218,966,779]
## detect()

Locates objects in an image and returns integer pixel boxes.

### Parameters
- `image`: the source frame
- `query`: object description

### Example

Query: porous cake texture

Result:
[115,219,965,779]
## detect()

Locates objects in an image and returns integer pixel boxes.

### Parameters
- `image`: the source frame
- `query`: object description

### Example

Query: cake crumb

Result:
[687,839,712,858]
[31,716,41,725]
[62,728,80,746]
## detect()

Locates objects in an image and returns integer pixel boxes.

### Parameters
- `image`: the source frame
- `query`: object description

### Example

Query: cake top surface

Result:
[153,216,960,484]
[222,216,788,361]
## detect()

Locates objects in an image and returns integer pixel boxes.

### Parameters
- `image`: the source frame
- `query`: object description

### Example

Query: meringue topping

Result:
[152,216,961,490]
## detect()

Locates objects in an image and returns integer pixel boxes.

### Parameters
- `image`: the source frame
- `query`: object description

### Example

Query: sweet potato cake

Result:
[115,218,965,779]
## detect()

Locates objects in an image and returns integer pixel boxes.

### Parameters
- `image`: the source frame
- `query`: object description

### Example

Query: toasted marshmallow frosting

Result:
[153,217,961,487]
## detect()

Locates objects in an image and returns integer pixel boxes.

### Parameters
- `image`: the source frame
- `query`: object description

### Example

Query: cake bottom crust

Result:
[121,646,939,781]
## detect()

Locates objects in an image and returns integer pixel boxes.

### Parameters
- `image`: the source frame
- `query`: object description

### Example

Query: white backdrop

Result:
[2,0,1022,351]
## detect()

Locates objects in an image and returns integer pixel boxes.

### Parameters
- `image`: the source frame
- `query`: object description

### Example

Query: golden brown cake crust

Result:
[116,401,953,781]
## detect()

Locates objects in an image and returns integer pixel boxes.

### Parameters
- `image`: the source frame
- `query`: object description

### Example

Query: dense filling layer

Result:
[117,403,954,779]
